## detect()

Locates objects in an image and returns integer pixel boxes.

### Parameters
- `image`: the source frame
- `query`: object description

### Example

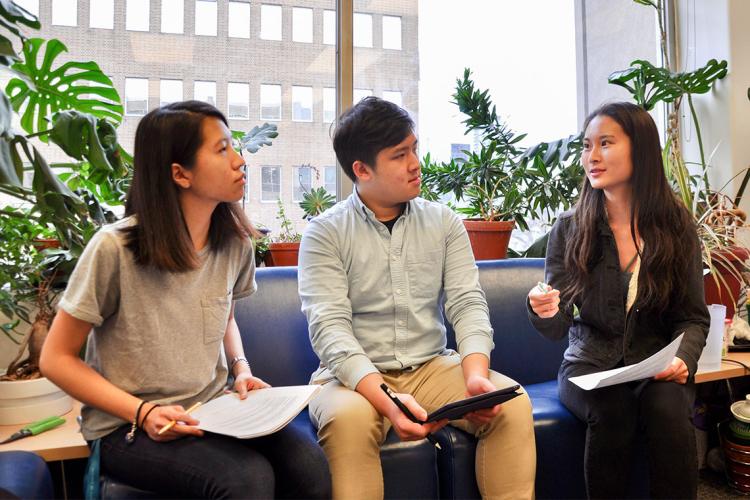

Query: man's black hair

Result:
[332,96,415,182]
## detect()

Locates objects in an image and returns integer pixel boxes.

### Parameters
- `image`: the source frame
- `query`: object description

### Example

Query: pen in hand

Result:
[380,383,441,450]
[157,401,202,435]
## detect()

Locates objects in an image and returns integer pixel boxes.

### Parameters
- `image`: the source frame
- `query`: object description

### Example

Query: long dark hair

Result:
[121,100,256,272]
[563,102,696,312]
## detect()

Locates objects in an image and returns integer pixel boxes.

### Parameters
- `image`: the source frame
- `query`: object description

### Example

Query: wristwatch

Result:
[230,356,250,372]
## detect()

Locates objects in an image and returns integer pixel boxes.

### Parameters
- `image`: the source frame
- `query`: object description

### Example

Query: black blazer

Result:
[528,211,710,378]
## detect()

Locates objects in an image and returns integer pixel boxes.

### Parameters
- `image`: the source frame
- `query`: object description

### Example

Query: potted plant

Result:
[300,185,335,220]
[421,69,583,260]
[264,200,302,267]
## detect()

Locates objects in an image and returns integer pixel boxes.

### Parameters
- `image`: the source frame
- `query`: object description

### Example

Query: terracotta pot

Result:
[704,246,749,319]
[266,242,300,267]
[463,219,515,261]
[31,238,61,250]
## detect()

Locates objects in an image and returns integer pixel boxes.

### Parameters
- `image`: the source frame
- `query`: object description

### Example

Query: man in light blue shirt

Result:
[299,97,536,499]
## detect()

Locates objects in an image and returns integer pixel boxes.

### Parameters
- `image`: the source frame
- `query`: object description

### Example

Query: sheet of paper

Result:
[568,333,684,390]
[192,385,320,439]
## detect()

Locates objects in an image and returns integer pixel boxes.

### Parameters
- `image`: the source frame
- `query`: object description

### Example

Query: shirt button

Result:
[392,255,397,261]
[398,320,405,326]
[396,289,402,295]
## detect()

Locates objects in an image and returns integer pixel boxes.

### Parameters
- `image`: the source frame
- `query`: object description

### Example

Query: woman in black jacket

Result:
[528,102,709,499]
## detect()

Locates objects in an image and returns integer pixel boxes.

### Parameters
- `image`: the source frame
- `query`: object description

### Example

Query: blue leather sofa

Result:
[0,450,54,499]
[103,258,589,498]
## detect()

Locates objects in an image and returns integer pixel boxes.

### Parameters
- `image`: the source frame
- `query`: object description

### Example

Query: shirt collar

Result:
[350,188,413,222]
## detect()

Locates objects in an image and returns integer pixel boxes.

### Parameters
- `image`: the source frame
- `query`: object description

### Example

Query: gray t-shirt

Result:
[59,217,257,440]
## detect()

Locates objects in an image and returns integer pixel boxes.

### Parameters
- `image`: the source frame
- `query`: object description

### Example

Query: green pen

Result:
[0,415,66,445]
[537,282,549,293]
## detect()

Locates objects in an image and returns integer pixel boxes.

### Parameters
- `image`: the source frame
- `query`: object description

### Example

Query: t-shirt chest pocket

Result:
[201,292,231,344]
[406,249,443,299]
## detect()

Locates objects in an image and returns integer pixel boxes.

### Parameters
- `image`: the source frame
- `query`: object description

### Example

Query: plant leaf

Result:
[241,123,278,154]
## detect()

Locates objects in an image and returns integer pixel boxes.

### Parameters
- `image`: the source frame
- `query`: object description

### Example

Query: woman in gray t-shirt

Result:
[41,101,330,499]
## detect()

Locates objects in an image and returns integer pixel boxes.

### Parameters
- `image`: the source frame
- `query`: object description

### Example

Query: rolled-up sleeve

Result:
[298,219,378,389]
[441,209,494,360]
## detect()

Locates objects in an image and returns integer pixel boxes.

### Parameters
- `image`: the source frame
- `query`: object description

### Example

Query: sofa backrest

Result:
[234,259,568,387]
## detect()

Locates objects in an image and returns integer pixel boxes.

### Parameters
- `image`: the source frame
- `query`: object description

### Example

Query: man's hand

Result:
[233,372,271,399]
[463,374,502,425]
[384,392,447,441]
[653,357,688,384]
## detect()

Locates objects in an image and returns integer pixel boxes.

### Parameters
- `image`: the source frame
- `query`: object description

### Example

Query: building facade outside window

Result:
[125,78,148,116]
[14,0,39,16]
[228,1,251,38]
[260,84,281,120]
[382,16,402,50]
[260,4,282,41]
[195,0,218,36]
[227,82,250,119]
[161,0,184,33]
[323,9,335,45]
[292,165,312,202]
[292,86,313,122]
[51,0,76,26]
[89,0,113,29]
[353,13,372,48]
[159,80,183,107]
[292,7,312,43]
[126,0,150,32]
[323,87,335,123]
[261,166,281,202]
[194,81,217,106]
[324,166,336,196]
[382,90,402,107]
[353,88,372,104]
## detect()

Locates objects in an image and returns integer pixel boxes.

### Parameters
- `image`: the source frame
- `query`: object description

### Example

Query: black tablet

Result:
[426,384,522,422]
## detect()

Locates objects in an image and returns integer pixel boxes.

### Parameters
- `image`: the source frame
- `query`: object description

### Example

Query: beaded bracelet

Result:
[126,400,146,444]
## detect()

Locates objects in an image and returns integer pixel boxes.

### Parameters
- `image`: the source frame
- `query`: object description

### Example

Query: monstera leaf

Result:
[0,0,40,65]
[5,38,123,137]
[240,123,278,153]
[608,59,728,110]
[0,92,22,186]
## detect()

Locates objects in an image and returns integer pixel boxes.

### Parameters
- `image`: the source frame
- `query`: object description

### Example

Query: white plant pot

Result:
[0,376,73,425]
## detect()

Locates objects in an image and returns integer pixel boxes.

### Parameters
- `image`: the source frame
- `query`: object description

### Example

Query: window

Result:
[261,166,281,202]
[194,81,216,106]
[51,0,77,26]
[293,166,312,202]
[323,10,335,45]
[89,0,114,29]
[451,143,470,161]
[323,87,335,123]
[292,7,312,43]
[260,84,281,120]
[195,0,217,36]
[159,80,183,106]
[228,1,250,38]
[383,90,402,107]
[353,88,372,104]
[161,0,184,33]
[260,4,282,41]
[14,0,39,16]
[228,83,250,119]
[125,78,149,116]
[126,0,149,32]
[292,86,313,122]
[382,16,402,50]
[353,13,372,48]
[324,166,336,195]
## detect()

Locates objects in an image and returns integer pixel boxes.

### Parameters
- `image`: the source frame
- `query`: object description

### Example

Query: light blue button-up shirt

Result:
[299,190,494,390]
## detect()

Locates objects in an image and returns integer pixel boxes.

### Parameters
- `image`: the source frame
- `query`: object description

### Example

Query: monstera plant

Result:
[0,1,277,379]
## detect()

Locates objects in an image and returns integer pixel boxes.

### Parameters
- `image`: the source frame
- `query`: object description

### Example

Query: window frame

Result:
[124,77,149,116]
[260,166,282,203]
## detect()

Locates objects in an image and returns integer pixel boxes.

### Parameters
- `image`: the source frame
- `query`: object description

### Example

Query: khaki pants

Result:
[309,354,536,500]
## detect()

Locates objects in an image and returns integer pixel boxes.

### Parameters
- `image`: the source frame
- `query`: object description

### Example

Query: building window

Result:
[14,0,39,16]
[194,81,216,106]
[260,4,282,41]
[161,0,184,33]
[51,0,77,26]
[382,15,402,50]
[383,90,402,107]
[159,80,183,107]
[324,166,336,196]
[293,165,312,202]
[292,86,312,122]
[228,83,250,119]
[126,0,150,32]
[323,10,335,45]
[228,1,250,38]
[451,143,470,161]
[261,166,281,202]
[260,84,281,120]
[323,87,335,123]
[292,7,312,43]
[353,88,372,104]
[125,78,149,116]
[89,0,113,29]
[195,0,217,36]
[353,13,372,48]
